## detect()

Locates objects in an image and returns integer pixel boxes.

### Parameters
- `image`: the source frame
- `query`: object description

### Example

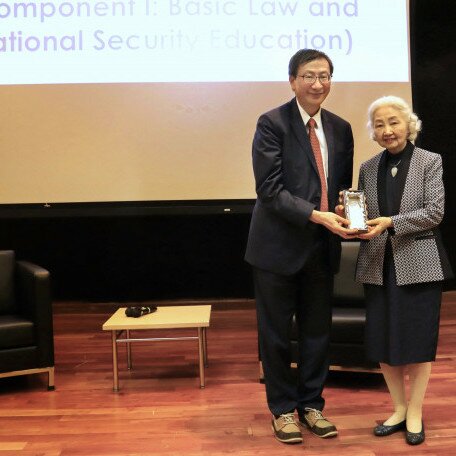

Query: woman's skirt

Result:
[363,243,442,366]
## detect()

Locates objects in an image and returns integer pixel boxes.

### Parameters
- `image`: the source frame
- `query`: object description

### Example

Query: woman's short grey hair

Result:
[367,95,422,141]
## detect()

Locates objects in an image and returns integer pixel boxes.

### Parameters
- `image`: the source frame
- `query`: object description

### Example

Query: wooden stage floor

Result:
[1,292,455,455]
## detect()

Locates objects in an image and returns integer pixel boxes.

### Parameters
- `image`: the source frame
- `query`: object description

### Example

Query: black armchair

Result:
[0,250,55,390]
[259,241,379,381]
[326,241,379,371]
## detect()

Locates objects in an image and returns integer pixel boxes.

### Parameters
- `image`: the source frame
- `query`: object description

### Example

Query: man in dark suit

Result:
[245,49,355,444]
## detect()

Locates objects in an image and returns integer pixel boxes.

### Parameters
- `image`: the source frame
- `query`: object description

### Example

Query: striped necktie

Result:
[307,118,328,212]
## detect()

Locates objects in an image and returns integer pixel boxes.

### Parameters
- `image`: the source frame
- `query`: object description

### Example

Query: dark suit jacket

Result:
[245,98,354,275]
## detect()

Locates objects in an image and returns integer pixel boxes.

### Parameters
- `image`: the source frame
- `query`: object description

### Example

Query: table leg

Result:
[198,327,205,388]
[111,330,119,392]
[202,327,208,367]
[126,329,132,370]
[47,367,55,391]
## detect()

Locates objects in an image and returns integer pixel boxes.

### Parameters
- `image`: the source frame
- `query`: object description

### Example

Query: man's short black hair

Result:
[288,49,334,78]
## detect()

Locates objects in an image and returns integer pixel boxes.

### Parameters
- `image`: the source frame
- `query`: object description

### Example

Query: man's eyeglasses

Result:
[298,74,331,84]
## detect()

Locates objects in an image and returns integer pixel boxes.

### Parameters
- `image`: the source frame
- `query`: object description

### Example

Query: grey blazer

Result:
[356,146,450,286]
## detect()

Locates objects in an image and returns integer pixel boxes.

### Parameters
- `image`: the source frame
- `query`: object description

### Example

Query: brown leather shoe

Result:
[271,413,303,444]
[300,408,338,438]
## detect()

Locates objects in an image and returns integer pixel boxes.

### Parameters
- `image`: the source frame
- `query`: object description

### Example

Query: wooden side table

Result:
[102,305,211,391]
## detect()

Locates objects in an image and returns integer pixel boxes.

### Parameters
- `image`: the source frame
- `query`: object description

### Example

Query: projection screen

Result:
[0,0,411,205]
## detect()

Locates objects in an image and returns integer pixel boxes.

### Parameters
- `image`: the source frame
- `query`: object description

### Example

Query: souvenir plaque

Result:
[342,190,368,233]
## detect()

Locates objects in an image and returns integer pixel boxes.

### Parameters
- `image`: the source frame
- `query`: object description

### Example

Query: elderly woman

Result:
[354,96,452,445]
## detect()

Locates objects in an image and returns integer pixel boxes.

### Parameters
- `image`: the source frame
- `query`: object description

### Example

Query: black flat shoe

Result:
[373,419,406,436]
[406,421,425,445]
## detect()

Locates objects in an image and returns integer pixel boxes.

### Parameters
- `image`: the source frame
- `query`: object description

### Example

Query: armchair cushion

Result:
[0,315,35,349]
[330,308,366,343]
